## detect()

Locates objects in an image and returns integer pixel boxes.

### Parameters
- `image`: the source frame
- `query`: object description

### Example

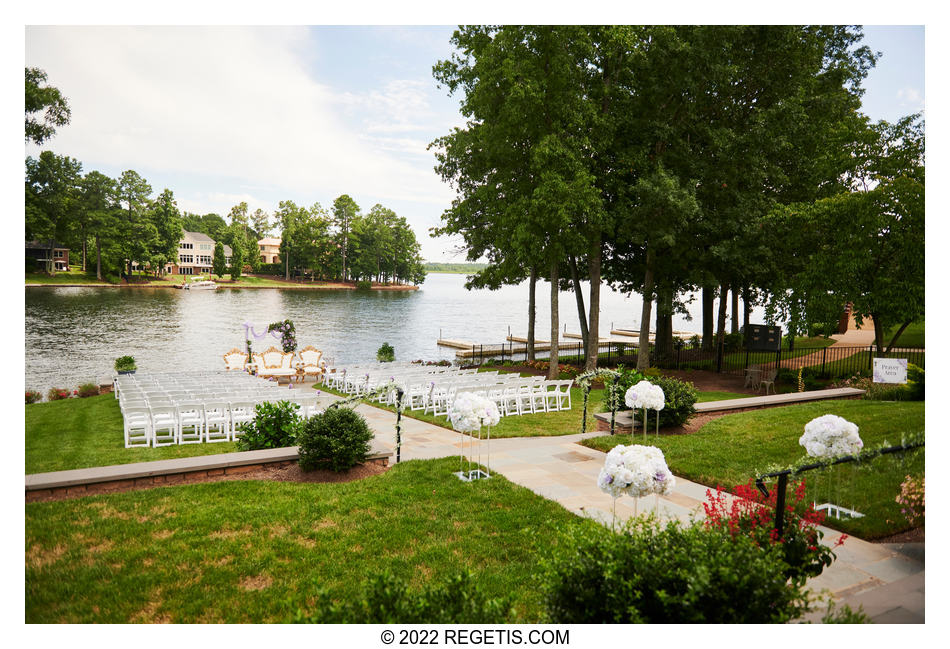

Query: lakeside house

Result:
[258,237,281,265]
[25,240,69,272]
[163,231,233,276]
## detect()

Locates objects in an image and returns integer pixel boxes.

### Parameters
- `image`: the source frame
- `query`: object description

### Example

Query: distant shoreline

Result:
[25,280,419,291]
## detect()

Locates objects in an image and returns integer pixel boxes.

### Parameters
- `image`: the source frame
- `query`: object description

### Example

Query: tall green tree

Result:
[229,228,245,280]
[79,171,119,280]
[25,68,70,145]
[147,189,183,276]
[115,170,154,278]
[25,151,82,274]
[213,241,227,278]
[333,195,361,281]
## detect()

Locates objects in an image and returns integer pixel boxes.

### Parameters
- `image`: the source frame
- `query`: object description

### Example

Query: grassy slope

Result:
[25,457,588,623]
[25,395,240,473]
[581,400,924,539]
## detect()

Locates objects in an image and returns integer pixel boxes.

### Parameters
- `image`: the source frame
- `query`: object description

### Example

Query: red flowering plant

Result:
[703,478,846,583]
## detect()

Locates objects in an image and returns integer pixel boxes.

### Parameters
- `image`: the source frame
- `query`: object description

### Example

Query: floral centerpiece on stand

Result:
[448,392,500,481]
[625,380,665,439]
[799,414,863,459]
[597,444,675,523]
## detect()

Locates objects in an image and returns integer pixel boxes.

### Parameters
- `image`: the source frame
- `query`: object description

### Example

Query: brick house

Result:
[25,240,69,272]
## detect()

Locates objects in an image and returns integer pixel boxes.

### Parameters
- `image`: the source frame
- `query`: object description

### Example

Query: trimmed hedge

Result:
[297,406,374,472]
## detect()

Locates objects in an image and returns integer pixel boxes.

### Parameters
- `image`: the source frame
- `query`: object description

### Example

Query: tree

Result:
[25,151,82,274]
[765,115,924,353]
[147,189,183,276]
[115,170,154,278]
[79,171,119,280]
[25,68,70,145]
[333,195,361,281]
[230,228,245,280]
[213,241,227,278]
[251,208,271,238]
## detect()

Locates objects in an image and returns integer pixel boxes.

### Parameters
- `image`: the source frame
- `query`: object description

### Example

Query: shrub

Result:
[46,387,70,401]
[542,517,811,623]
[25,390,42,404]
[895,474,924,527]
[723,332,744,353]
[236,400,303,451]
[906,363,924,400]
[76,382,99,398]
[615,370,697,428]
[703,479,842,583]
[808,321,838,338]
[298,406,374,472]
[356,279,372,290]
[377,342,395,362]
[820,601,872,624]
[113,355,136,373]
[296,571,514,623]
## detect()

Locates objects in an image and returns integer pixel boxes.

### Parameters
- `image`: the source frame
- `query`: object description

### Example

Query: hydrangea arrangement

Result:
[448,392,501,433]
[266,319,297,353]
[799,414,863,459]
[625,380,665,411]
[597,444,675,500]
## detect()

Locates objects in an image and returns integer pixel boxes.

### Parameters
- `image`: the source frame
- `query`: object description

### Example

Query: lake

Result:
[24,273,764,392]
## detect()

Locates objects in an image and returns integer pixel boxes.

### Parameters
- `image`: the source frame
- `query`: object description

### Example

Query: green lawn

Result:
[25,395,240,474]
[886,321,924,347]
[581,400,924,539]
[26,266,117,285]
[25,457,588,622]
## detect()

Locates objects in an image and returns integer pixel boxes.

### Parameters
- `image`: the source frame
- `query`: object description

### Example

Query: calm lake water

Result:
[24,273,764,393]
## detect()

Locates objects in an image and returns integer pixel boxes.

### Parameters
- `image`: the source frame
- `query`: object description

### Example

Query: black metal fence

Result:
[462,339,924,379]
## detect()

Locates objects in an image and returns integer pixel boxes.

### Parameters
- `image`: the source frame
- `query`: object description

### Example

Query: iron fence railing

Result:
[459,339,924,379]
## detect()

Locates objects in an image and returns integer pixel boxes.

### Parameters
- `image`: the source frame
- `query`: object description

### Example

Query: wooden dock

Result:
[436,338,478,350]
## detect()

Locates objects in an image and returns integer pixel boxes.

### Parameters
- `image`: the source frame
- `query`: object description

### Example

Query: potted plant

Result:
[377,342,395,363]
[114,355,137,375]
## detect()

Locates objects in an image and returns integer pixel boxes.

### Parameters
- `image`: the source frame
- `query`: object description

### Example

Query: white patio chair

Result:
[203,402,231,443]
[177,401,204,444]
[123,406,151,448]
[149,405,179,447]
[229,401,256,440]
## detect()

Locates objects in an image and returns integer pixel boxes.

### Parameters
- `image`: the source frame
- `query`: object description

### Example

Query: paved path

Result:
[352,399,924,624]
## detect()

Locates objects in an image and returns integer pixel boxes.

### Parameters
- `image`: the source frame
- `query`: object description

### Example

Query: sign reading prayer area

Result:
[873,358,908,384]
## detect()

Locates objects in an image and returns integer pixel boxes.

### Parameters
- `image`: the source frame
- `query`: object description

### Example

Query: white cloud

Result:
[25,26,456,207]
[896,87,924,110]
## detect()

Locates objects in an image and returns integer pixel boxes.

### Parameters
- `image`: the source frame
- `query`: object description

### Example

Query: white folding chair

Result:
[203,402,231,443]
[177,401,204,444]
[229,401,256,440]
[123,406,151,448]
[149,405,178,447]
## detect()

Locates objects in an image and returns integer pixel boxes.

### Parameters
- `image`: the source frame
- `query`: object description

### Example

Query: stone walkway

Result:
[353,399,924,624]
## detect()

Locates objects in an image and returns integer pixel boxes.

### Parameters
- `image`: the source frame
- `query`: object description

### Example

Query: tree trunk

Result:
[637,247,655,371]
[527,266,537,361]
[548,260,559,380]
[885,320,911,354]
[872,313,885,354]
[568,255,589,363]
[716,281,729,345]
[743,287,751,330]
[655,284,673,365]
[81,226,87,272]
[95,235,102,281]
[47,238,55,275]
[702,284,715,351]
[731,287,739,334]
[285,252,290,281]
[586,234,602,372]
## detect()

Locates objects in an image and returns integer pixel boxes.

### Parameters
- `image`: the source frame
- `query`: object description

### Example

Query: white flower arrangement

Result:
[799,414,863,459]
[597,444,676,500]
[448,392,500,433]
[625,380,665,411]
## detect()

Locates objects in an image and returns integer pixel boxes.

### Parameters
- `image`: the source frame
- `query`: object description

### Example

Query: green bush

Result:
[723,332,744,353]
[25,390,42,404]
[542,518,810,623]
[76,382,99,398]
[298,406,374,472]
[356,279,372,290]
[907,363,924,400]
[236,400,303,451]
[615,371,697,428]
[296,571,514,623]
[377,342,395,362]
[46,387,70,401]
[113,356,136,373]
[808,321,838,338]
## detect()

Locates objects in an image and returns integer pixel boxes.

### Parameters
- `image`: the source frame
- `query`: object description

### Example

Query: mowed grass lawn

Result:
[25,457,589,623]
[25,395,240,474]
[582,400,924,539]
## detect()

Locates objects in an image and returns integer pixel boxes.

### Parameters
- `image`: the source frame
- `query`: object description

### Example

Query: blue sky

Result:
[24,25,924,262]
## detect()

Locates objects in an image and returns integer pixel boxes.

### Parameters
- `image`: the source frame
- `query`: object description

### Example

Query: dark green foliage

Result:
[212,241,227,277]
[808,321,838,338]
[76,383,99,398]
[542,518,810,623]
[820,602,872,624]
[615,370,697,427]
[906,363,924,400]
[297,571,514,623]
[236,400,303,451]
[356,279,371,290]
[376,342,395,362]
[113,356,136,373]
[723,332,744,353]
[298,406,374,472]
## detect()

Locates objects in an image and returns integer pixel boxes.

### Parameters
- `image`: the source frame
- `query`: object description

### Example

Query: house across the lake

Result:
[25,240,69,272]
[164,231,233,275]
[259,237,281,265]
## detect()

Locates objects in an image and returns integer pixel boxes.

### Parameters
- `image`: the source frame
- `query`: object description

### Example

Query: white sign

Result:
[873,358,908,384]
